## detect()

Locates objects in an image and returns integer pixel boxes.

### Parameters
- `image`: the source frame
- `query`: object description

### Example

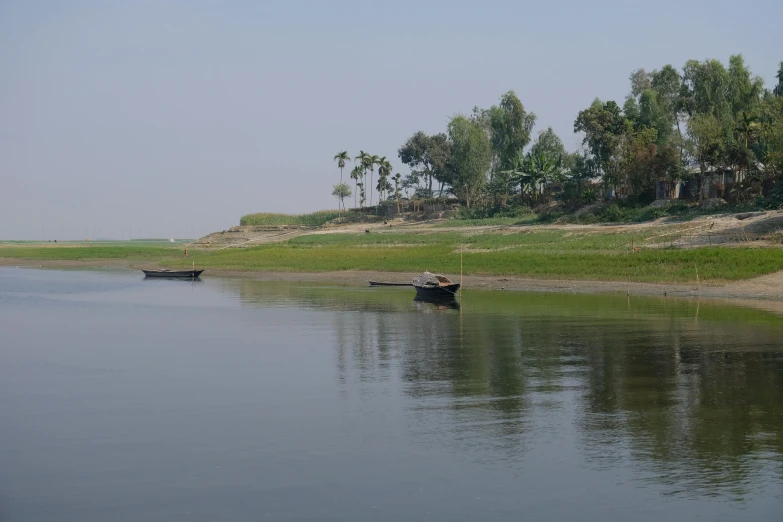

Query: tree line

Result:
[331,151,399,211]
[333,55,783,211]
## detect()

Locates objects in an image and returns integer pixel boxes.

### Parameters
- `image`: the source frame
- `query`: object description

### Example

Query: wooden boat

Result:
[141,269,204,279]
[412,272,460,298]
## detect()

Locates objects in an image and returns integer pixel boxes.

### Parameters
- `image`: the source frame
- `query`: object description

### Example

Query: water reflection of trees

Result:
[233,279,783,497]
[575,322,783,498]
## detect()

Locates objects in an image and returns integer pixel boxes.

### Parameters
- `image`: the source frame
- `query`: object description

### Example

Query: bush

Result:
[598,204,625,222]
[762,182,783,210]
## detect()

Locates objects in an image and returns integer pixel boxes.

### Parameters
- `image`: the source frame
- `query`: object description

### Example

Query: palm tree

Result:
[350,165,363,208]
[355,151,369,171]
[366,154,380,206]
[393,173,403,212]
[734,111,760,178]
[377,157,392,201]
[355,151,369,205]
[333,151,350,183]
[356,182,366,208]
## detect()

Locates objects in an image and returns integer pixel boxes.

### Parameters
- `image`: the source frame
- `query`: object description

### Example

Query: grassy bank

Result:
[239,210,351,227]
[4,229,783,284]
[0,244,176,260]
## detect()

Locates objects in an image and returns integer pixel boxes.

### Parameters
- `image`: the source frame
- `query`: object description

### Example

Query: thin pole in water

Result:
[459,250,462,294]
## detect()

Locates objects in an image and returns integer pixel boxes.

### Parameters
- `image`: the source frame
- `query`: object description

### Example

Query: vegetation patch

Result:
[239,210,352,227]
[5,226,783,285]
[162,242,783,284]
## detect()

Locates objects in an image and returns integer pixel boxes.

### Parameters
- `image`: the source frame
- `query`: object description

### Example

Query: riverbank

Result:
[2,212,782,302]
[3,258,783,307]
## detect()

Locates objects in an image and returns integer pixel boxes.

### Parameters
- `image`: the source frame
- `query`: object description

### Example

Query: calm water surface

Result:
[1,267,782,521]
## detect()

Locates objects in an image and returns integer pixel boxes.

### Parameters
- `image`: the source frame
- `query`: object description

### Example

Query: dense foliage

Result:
[331,55,783,217]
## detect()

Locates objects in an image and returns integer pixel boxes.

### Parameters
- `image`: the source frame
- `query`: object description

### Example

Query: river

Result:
[1,267,782,521]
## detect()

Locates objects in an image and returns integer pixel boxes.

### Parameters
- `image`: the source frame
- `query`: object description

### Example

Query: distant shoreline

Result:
[2,258,782,310]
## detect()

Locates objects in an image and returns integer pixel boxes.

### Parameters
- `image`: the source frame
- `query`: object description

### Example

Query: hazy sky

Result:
[2,0,781,240]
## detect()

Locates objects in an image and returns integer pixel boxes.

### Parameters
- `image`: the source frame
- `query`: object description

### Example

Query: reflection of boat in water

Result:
[412,272,460,299]
[414,294,460,310]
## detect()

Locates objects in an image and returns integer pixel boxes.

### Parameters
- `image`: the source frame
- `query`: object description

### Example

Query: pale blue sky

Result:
[1,0,781,239]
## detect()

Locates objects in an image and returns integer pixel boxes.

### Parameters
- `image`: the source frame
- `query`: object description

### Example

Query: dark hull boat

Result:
[412,272,460,299]
[414,283,460,298]
[142,269,204,279]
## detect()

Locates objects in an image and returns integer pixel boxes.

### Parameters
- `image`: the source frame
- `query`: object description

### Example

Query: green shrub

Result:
[762,183,783,210]
[598,204,625,222]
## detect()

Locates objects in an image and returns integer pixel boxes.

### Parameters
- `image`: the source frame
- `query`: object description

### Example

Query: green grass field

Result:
[4,229,782,284]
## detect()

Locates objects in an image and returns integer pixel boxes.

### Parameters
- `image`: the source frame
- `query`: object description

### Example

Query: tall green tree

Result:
[488,90,537,171]
[638,90,672,146]
[681,59,731,121]
[687,114,724,200]
[775,62,783,97]
[333,151,350,183]
[448,115,492,208]
[650,64,687,162]
[529,127,566,163]
[726,55,764,179]
[726,54,762,119]
[628,68,652,97]
[759,95,783,178]
[625,68,676,147]
[398,131,452,197]
[561,150,599,204]
[618,128,679,202]
[574,99,628,188]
